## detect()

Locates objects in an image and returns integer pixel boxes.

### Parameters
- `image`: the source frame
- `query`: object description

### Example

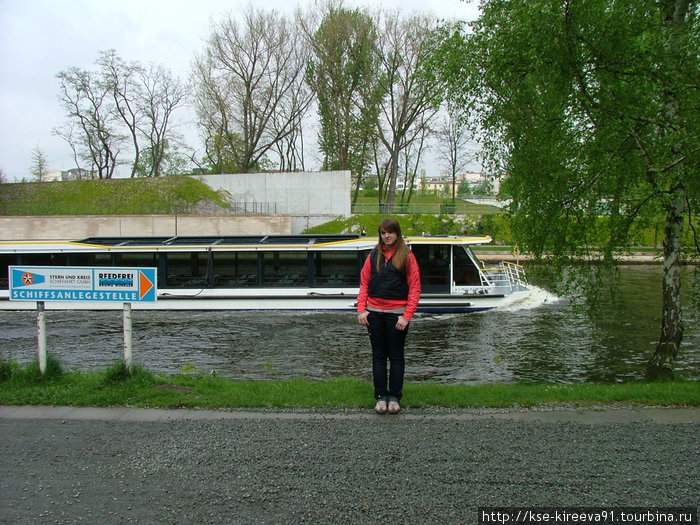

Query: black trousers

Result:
[366,311,407,401]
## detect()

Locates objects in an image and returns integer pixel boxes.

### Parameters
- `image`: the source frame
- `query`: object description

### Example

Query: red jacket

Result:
[357,244,421,320]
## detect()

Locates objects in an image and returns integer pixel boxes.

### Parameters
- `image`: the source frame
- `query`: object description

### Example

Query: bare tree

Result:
[192,52,241,173]
[98,50,143,178]
[0,168,7,184]
[57,51,187,179]
[135,63,187,177]
[400,118,431,203]
[375,11,440,212]
[437,104,474,204]
[268,34,313,172]
[272,109,307,172]
[52,122,86,177]
[55,67,123,179]
[193,5,312,173]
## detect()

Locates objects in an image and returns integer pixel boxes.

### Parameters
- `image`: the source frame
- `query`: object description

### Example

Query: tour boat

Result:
[0,234,530,312]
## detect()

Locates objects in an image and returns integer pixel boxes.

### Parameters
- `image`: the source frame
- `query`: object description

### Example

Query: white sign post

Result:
[123,303,133,373]
[37,301,47,375]
[9,266,157,374]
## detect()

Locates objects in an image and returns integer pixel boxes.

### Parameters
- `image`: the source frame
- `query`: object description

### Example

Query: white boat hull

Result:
[0,287,533,313]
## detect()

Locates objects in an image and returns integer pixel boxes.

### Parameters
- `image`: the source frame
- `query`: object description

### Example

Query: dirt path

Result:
[1,406,698,524]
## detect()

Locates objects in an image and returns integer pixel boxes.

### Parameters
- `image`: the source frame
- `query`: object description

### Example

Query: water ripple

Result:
[1,266,697,383]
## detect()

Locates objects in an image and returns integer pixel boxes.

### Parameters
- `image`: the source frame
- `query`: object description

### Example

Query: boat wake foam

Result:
[499,285,561,312]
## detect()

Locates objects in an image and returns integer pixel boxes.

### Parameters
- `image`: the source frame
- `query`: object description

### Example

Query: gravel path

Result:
[1,407,698,524]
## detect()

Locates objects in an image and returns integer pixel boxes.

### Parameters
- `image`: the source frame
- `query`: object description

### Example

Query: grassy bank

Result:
[1,358,697,410]
[0,177,233,215]
[306,213,515,242]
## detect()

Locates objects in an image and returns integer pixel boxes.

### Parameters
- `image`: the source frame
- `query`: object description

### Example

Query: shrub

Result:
[0,358,19,382]
[21,354,64,382]
[101,361,155,385]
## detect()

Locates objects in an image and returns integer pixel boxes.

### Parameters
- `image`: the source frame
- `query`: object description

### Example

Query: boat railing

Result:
[481,261,528,292]
[479,270,493,288]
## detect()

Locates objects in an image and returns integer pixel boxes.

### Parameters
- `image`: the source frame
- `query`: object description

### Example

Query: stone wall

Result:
[0,215,292,241]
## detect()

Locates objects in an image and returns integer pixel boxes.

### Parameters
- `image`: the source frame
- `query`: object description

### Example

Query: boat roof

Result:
[0,234,492,253]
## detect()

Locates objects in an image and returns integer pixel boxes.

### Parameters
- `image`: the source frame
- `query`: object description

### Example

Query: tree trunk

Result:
[646,181,686,380]
[385,149,399,213]
[352,171,362,206]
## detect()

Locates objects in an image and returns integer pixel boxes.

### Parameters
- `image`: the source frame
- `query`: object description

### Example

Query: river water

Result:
[1,265,697,383]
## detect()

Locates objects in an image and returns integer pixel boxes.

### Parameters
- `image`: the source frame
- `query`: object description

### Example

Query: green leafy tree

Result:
[134,143,190,177]
[30,147,49,181]
[457,180,470,198]
[204,132,246,174]
[303,3,384,204]
[363,175,378,191]
[429,1,699,378]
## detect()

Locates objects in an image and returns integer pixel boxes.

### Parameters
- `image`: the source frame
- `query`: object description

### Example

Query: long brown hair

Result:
[375,217,409,274]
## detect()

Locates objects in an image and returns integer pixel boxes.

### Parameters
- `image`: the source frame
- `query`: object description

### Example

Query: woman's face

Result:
[380,229,398,247]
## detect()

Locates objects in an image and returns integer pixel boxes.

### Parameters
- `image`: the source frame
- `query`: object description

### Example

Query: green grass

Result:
[0,177,233,215]
[306,213,515,241]
[1,357,697,410]
[351,193,506,215]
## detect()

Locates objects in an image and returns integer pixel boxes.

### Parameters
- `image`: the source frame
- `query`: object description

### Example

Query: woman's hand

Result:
[358,311,370,326]
[395,316,409,331]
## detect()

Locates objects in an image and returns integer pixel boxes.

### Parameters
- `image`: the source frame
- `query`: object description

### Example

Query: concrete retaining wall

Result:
[196,171,351,216]
[0,215,292,241]
[195,171,351,234]
[1,171,351,240]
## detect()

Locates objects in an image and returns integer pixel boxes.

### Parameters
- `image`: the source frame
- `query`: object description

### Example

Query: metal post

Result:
[123,302,133,373]
[37,301,46,374]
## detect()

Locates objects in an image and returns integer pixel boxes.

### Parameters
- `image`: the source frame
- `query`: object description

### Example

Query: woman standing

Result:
[357,218,421,414]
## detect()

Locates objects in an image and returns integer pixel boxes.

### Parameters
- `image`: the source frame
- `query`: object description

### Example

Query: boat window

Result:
[0,254,17,289]
[211,251,259,287]
[262,251,308,287]
[16,253,70,266]
[112,252,159,269]
[453,246,481,286]
[312,251,365,287]
[411,244,450,293]
[67,253,113,267]
[163,252,212,288]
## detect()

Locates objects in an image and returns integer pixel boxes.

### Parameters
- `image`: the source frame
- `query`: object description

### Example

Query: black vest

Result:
[368,248,409,300]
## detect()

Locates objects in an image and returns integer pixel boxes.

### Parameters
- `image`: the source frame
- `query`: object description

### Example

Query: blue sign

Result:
[9,266,157,303]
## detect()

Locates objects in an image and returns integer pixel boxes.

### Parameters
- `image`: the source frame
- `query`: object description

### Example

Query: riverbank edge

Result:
[1,364,698,411]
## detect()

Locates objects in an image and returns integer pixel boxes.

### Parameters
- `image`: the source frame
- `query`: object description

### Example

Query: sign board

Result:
[9,266,157,303]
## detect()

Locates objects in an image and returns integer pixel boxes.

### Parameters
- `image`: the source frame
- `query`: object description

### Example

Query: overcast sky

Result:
[0,0,479,182]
